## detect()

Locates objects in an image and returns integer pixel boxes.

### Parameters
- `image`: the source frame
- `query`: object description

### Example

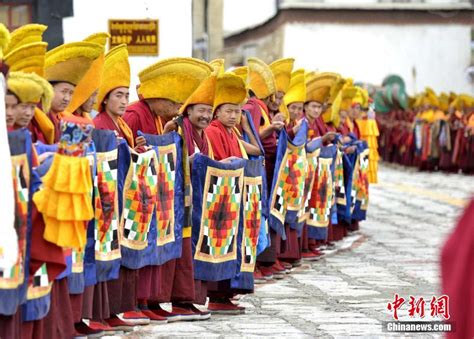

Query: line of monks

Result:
[378,89,474,173]
[0,24,378,338]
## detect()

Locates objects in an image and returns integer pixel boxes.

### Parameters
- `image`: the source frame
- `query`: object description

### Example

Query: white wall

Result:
[63,0,193,100]
[283,22,473,95]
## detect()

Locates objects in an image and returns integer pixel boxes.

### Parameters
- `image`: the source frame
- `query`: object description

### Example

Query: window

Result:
[0,4,32,31]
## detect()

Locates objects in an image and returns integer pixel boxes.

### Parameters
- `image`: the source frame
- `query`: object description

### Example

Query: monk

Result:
[125,57,213,322]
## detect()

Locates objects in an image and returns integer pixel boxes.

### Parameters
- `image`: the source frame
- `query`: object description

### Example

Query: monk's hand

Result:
[135,136,147,148]
[342,136,352,144]
[163,120,178,134]
[271,120,285,131]
[322,132,337,144]
[344,146,357,154]
[37,152,54,164]
[293,119,304,134]
[273,113,286,123]
[240,113,251,131]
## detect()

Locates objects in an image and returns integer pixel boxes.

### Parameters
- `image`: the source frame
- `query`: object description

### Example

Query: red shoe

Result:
[207,299,245,315]
[169,305,201,322]
[259,266,274,280]
[279,260,293,273]
[180,303,211,321]
[104,315,136,332]
[270,263,285,279]
[148,304,175,319]
[74,321,104,338]
[140,309,168,324]
[301,251,321,261]
[118,310,150,325]
[253,268,266,284]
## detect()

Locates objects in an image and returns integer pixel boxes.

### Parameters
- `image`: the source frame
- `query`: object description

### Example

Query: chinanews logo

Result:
[384,294,454,333]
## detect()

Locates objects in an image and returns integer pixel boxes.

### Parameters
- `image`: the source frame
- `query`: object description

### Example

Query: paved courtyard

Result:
[119,164,473,338]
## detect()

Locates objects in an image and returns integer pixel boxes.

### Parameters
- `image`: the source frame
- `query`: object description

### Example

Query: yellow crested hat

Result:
[424,87,439,107]
[450,94,474,111]
[284,69,306,106]
[269,58,294,94]
[8,71,54,112]
[213,72,247,112]
[0,23,10,59]
[4,42,48,76]
[230,66,248,84]
[83,32,110,49]
[45,41,103,86]
[340,86,359,111]
[329,90,343,127]
[138,57,213,104]
[210,59,225,75]
[247,57,276,99]
[65,33,108,115]
[178,74,217,115]
[438,92,449,112]
[95,44,129,111]
[306,72,340,104]
[5,24,47,55]
[352,87,369,108]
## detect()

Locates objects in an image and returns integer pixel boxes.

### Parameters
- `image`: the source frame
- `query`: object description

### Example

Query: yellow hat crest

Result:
[231,66,248,85]
[95,44,129,111]
[8,71,54,112]
[65,33,109,115]
[138,57,213,104]
[210,59,225,75]
[4,42,48,76]
[213,72,247,112]
[178,74,217,115]
[340,86,359,111]
[45,41,103,86]
[284,69,306,106]
[306,72,339,104]
[83,32,110,49]
[5,24,47,55]
[247,57,276,99]
[269,58,294,94]
[0,23,10,59]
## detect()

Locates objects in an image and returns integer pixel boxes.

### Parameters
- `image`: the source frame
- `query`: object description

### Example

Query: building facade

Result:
[219,0,474,94]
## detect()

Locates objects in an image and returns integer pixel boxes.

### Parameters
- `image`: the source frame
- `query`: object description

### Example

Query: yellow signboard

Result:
[108,19,159,56]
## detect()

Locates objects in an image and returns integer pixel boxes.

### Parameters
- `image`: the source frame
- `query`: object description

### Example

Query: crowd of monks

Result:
[378,89,474,173]
[0,23,381,338]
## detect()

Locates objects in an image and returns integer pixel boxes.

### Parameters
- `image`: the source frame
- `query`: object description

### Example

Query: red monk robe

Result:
[124,100,198,319]
[205,120,242,160]
[93,111,134,147]
[182,116,211,157]
[48,112,62,143]
[242,97,281,268]
[123,100,164,139]
[441,198,474,339]
[91,110,140,328]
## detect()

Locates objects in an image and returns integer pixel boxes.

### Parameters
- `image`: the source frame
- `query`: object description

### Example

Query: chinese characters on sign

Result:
[387,294,450,321]
[108,19,159,56]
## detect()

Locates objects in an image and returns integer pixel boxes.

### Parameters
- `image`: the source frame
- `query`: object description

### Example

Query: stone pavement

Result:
[115,164,473,338]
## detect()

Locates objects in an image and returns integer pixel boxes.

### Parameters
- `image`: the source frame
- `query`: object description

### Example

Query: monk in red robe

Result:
[441,198,474,339]
[126,58,213,323]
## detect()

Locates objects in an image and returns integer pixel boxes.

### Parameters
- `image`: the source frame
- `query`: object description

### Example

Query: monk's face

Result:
[266,91,284,112]
[187,104,213,131]
[105,87,129,117]
[339,110,348,125]
[80,89,98,113]
[350,104,361,120]
[147,98,181,122]
[288,102,303,121]
[14,102,36,128]
[216,103,241,129]
[51,82,74,113]
[304,101,323,120]
[5,93,19,127]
